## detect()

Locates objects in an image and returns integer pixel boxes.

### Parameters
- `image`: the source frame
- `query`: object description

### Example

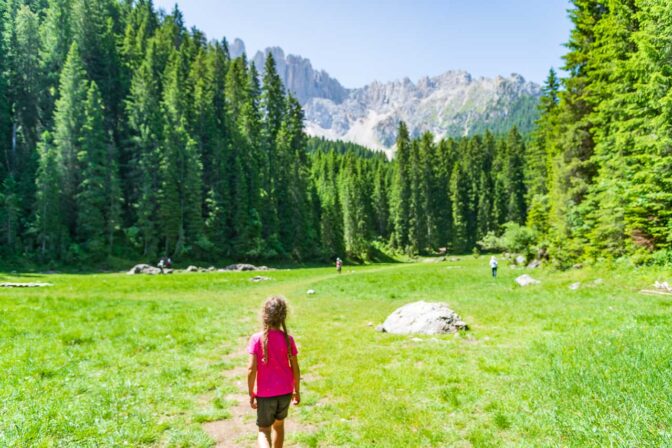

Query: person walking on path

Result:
[247,296,301,448]
[336,257,343,274]
[490,256,498,278]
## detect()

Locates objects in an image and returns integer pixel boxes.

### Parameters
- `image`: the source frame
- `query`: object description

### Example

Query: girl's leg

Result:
[258,426,272,448]
[272,419,285,448]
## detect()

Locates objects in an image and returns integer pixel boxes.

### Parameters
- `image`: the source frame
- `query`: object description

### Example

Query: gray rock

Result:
[186,265,198,272]
[593,278,604,285]
[515,274,540,286]
[515,255,526,265]
[307,289,316,295]
[569,282,581,290]
[250,276,271,282]
[527,259,541,269]
[572,263,583,270]
[379,301,468,335]
[0,282,52,287]
[127,264,162,275]
[654,281,672,292]
[224,263,268,271]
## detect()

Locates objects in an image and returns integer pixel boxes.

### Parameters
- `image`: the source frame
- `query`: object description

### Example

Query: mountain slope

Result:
[237,39,540,152]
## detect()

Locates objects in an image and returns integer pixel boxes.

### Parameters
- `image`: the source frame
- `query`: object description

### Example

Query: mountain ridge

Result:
[229,38,540,152]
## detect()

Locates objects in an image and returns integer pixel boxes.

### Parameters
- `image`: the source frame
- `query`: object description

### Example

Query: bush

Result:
[478,222,538,260]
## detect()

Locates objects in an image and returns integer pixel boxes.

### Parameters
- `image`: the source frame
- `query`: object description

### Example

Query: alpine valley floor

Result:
[1,258,671,447]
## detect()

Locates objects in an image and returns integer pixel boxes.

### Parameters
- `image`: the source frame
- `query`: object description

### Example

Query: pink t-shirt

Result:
[247,329,298,398]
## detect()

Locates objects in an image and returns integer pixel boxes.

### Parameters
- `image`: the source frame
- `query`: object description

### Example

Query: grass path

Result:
[202,262,420,447]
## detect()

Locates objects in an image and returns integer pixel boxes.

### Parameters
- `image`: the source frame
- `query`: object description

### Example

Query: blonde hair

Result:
[261,296,291,364]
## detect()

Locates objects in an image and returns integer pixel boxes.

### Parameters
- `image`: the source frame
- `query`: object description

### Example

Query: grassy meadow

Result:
[1,258,671,447]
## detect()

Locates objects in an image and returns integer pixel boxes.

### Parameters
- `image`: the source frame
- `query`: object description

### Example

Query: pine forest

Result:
[0,0,671,268]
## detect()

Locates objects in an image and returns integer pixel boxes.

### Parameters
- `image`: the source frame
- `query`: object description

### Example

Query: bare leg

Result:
[272,419,285,448]
[258,426,272,448]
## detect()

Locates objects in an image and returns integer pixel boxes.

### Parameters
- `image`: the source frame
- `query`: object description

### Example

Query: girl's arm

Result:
[247,354,257,409]
[290,355,301,405]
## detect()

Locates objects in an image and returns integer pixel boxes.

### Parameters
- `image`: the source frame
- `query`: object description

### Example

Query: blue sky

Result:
[153,0,572,88]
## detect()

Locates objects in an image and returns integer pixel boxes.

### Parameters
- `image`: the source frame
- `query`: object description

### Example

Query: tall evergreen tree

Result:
[34,131,65,258]
[126,39,163,255]
[158,47,203,256]
[504,127,527,224]
[8,5,42,241]
[390,121,412,251]
[53,43,88,235]
[39,0,73,126]
[260,53,286,246]
[526,69,560,235]
[77,82,121,254]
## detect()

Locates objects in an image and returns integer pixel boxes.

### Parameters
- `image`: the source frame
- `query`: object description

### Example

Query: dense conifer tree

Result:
[77,82,121,254]
[53,43,88,235]
[34,131,65,258]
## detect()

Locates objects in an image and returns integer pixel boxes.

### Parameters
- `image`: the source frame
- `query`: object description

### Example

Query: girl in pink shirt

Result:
[247,296,301,448]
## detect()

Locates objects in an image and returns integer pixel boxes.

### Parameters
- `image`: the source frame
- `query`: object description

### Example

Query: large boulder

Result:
[186,265,199,272]
[379,301,467,335]
[127,264,162,275]
[515,274,540,286]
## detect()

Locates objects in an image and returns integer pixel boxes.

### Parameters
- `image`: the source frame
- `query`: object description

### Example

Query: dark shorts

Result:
[256,393,292,427]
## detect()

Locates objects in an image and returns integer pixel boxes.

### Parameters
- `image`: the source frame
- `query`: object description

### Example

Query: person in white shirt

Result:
[489,256,498,278]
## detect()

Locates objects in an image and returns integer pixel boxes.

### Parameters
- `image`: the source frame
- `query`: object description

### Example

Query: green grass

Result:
[1,259,671,447]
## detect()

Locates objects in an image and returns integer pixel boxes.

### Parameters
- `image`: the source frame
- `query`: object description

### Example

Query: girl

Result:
[247,296,301,448]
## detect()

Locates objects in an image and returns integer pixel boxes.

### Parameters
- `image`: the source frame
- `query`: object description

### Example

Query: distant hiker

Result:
[157,257,166,274]
[165,257,172,269]
[490,256,498,278]
[336,257,343,274]
[247,296,301,448]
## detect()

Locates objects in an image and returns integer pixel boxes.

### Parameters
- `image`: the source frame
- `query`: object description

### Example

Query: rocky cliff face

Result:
[252,47,349,105]
[229,38,540,153]
[304,71,540,152]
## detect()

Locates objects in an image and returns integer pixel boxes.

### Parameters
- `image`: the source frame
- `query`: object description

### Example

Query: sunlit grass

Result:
[1,259,670,446]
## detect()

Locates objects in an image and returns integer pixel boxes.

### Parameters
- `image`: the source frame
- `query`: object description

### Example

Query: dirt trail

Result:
[203,262,419,446]
[203,345,312,447]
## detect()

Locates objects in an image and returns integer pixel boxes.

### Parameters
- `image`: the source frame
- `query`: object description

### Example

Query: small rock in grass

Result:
[250,276,271,282]
[569,282,581,290]
[593,278,604,285]
[224,263,270,271]
[515,274,540,286]
[307,289,316,295]
[654,281,672,292]
[515,255,526,265]
[411,337,423,342]
[527,259,542,269]
[573,263,583,270]
[367,322,373,327]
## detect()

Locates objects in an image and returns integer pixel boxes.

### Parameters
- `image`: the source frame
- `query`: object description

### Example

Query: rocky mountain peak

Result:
[226,38,540,154]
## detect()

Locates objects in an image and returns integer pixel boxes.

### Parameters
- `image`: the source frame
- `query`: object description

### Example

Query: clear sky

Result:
[152,0,572,88]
